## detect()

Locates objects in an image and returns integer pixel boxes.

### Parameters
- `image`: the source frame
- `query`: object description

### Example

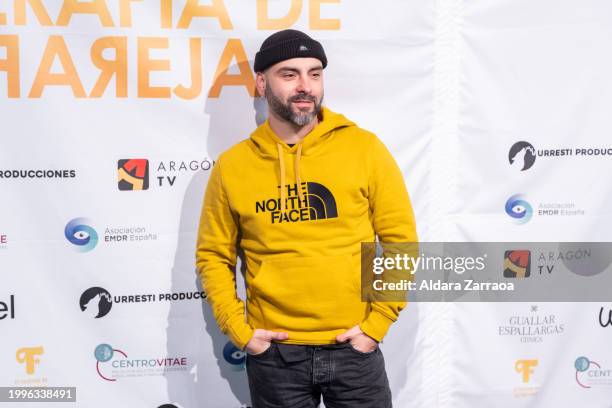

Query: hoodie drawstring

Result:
[295,143,305,203]
[277,142,305,214]
[277,143,287,214]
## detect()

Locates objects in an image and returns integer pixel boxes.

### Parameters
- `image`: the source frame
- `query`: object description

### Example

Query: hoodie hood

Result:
[249,106,355,214]
[249,106,355,158]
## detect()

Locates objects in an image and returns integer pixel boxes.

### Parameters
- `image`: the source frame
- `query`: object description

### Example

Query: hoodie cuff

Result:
[359,310,395,343]
[226,318,255,351]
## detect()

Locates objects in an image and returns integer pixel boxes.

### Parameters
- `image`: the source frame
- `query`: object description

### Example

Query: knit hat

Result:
[254,29,327,73]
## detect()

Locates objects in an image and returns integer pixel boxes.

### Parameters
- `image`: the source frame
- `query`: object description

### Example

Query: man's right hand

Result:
[245,329,289,355]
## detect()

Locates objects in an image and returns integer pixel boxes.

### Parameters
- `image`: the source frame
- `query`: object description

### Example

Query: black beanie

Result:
[254,29,327,73]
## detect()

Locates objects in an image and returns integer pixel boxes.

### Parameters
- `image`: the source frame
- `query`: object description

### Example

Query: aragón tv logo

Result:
[118,159,149,191]
[64,218,98,252]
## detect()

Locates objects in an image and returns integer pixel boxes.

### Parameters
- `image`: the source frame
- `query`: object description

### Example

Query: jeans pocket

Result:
[347,342,378,356]
[246,342,275,359]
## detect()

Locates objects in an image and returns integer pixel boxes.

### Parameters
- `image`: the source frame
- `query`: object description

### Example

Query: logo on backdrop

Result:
[599,307,612,328]
[0,233,7,249]
[117,158,215,190]
[516,359,538,383]
[223,341,246,371]
[0,169,76,179]
[504,196,586,220]
[504,250,531,278]
[80,287,206,318]
[255,182,338,224]
[512,358,540,398]
[538,244,608,278]
[508,140,612,171]
[575,356,612,388]
[65,218,158,247]
[94,343,188,381]
[509,141,536,171]
[505,195,533,224]
[16,346,44,375]
[118,159,149,191]
[80,287,113,318]
[498,305,565,343]
[0,295,16,320]
[64,218,98,252]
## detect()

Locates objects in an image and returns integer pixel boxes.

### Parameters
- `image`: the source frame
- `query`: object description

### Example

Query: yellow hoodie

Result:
[196,107,418,350]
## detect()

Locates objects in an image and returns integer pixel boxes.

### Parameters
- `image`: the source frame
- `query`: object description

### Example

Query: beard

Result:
[265,83,323,127]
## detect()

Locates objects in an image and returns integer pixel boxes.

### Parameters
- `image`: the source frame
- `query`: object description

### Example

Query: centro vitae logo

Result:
[80,286,206,318]
[94,343,188,382]
[575,356,612,388]
[509,140,612,171]
[118,158,215,191]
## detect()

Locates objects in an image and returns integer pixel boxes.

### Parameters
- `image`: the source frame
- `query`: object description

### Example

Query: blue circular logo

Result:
[505,195,533,224]
[65,218,98,252]
[575,356,590,372]
[94,344,114,362]
[223,341,246,366]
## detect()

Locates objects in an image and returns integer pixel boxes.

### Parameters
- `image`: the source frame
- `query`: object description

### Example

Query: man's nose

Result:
[295,76,312,94]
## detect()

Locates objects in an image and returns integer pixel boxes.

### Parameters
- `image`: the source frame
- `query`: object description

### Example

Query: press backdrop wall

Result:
[1,0,611,407]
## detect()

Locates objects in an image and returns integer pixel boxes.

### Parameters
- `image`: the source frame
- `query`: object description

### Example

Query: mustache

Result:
[288,94,316,103]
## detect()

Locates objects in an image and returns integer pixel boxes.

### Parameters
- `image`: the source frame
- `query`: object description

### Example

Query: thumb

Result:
[336,332,349,343]
[266,330,289,341]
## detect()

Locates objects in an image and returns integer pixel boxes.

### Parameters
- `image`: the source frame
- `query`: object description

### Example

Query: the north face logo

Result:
[298,45,309,51]
[255,182,338,224]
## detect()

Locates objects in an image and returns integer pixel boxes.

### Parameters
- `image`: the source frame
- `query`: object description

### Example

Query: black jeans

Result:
[246,341,392,408]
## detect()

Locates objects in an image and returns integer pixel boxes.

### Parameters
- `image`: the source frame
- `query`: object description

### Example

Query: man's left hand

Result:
[336,325,378,353]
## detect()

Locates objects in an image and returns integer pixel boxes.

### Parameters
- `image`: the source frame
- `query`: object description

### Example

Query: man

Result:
[196,29,417,408]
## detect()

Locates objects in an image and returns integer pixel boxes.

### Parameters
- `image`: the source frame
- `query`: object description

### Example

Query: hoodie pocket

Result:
[250,255,363,332]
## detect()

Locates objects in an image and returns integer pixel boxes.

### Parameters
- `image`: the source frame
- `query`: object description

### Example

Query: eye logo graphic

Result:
[505,195,533,224]
[117,159,149,191]
[65,218,98,252]
[504,250,531,278]
[223,341,246,371]
[509,141,536,171]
